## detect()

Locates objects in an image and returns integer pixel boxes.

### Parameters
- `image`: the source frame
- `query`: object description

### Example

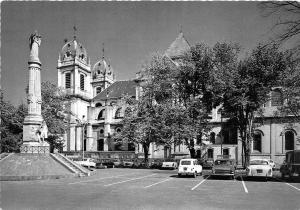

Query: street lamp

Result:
[76,115,87,160]
[220,109,223,157]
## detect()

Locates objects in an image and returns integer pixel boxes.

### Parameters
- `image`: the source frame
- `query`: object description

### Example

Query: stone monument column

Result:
[21,31,49,153]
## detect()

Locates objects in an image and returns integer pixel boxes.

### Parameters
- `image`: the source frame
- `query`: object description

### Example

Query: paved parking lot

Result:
[2,168,300,210]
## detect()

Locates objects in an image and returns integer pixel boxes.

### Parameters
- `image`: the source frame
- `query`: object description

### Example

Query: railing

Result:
[20,145,50,153]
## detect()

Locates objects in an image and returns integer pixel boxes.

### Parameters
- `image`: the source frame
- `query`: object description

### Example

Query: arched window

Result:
[97,139,104,151]
[80,74,85,91]
[65,73,71,89]
[210,132,216,144]
[271,89,283,106]
[96,87,102,95]
[223,148,229,156]
[208,148,214,159]
[115,108,122,118]
[128,143,135,151]
[285,131,295,151]
[95,103,102,107]
[98,109,105,120]
[253,132,262,153]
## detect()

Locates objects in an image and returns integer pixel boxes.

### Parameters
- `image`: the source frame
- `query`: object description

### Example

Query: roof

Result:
[93,80,137,101]
[165,32,190,59]
[60,38,88,64]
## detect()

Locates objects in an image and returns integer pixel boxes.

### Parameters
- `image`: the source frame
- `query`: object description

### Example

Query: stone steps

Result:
[50,153,91,177]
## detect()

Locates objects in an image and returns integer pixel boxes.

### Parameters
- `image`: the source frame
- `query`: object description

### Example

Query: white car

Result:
[246,159,273,180]
[178,159,202,178]
[161,161,178,170]
[74,158,96,168]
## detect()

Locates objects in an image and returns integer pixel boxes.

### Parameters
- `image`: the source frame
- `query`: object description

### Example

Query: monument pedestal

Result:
[22,115,50,154]
[20,142,50,153]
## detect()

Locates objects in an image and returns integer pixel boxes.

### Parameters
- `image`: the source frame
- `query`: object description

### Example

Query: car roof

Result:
[250,159,270,162]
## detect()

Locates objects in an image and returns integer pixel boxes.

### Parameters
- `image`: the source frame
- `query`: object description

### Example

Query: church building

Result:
[57,31,300,165]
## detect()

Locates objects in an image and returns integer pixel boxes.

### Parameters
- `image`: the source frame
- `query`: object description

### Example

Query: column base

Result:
[20,142,50,154]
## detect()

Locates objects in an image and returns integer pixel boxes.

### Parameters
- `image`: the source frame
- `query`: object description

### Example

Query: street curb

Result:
[0,174,76,181]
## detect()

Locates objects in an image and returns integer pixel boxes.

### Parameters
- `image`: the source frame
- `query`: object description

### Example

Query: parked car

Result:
[102,161,115,168]
[150,160,163,169]
[74,158,96,168]
[280,150,300,179]
[178,159,202,178]
[123,161,134,168]
[267,159,276,169]
[113,159,122,168]
[95,162,107,169]
[211,159,236,179]
[161,161,178,170]
[202,159,214,170]
[246,159,273,180]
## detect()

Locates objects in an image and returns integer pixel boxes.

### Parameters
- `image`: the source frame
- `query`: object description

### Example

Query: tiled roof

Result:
[93,80,137,101]
[165,32,190,59]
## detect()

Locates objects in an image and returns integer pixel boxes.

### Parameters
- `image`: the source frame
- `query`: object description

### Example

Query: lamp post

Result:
[76,115,87,160]
[220,110,223,156]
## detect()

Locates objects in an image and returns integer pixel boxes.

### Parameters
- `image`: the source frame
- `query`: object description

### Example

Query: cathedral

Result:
[57,31,300,165]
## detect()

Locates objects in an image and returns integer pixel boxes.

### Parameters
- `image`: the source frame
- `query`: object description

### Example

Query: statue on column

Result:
[37,120,48,143]
[29,31,42,63]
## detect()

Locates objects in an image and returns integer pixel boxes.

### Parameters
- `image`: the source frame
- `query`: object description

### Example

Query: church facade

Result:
[57,32,300,165]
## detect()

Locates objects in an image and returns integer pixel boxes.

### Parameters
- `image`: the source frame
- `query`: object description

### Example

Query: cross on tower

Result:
[73,25,77,39]
[102,43,105,59]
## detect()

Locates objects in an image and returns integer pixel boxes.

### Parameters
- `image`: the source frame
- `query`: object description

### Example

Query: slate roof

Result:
[165,32,191,59]
[93,80,137,101]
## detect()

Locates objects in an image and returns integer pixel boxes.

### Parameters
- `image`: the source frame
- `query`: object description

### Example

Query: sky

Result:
[1,1,289,105]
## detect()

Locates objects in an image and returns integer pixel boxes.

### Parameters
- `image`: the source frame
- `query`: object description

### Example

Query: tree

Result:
[171,44,215,157]
[278,51,300,121]
[118,54,178,162]
[40,81,72,152]
[0,93,25,152]
[260,1,300,49]
[0,81,71,153]
[217,44,288,167]
[260,1,300,126]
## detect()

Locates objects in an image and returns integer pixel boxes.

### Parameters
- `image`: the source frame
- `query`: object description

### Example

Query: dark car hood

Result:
[214,165,232,170]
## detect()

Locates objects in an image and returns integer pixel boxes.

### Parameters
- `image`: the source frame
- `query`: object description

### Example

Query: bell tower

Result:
[57,29,92,152]
[91,43,115,97]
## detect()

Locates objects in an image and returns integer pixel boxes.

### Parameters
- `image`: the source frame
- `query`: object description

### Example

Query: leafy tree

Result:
[0,82,71,153]
[217,44,287,167]
[278,51,300,121]
[170,44,211,157]
[0,93,25,152]
[40,81,72,152]
[117,54,178,162]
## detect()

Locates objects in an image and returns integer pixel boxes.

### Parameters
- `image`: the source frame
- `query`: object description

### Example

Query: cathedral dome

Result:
[92,58,114,78]
[60,38,88,64]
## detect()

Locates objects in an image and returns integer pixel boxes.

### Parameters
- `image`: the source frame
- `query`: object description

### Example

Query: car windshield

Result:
[215,160,231,165]
[181,161,191,165]
[250,160,268,165]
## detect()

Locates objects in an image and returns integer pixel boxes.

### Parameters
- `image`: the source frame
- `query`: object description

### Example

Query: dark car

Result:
[150,160,163,169]
[211,159,236,179]
[280,150,300,179]
[202,159,214,170]
[101,161,115,168]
